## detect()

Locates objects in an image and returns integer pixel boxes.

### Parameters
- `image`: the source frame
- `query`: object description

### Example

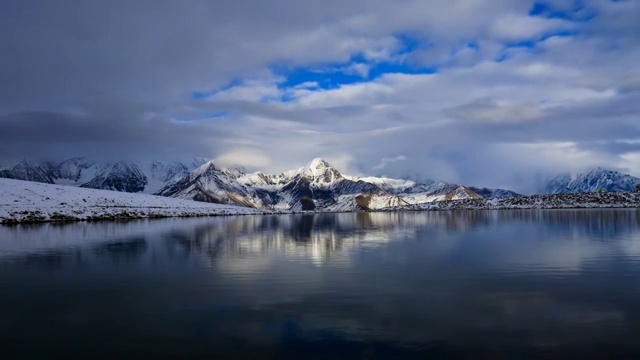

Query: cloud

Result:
[343,63,372,77]
[0,103,235,161]
[446,99,546,123]
[0,0,639,192]
[490,14,574,41]
[373,155,407,171]
[214,149,272,170]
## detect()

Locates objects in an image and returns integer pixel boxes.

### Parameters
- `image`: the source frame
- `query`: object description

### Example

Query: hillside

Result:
[0,178,263,224]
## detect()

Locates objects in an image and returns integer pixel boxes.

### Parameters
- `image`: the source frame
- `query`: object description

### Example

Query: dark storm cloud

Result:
[0,106,233,161]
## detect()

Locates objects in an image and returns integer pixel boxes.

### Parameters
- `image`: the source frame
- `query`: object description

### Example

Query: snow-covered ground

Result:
[0,178,265,224]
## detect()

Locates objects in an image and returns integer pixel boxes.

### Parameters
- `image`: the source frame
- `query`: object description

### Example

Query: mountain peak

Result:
[585,166,608,174]
[307,158,331,169]
[191,160,217,177]
[299,158,342,185]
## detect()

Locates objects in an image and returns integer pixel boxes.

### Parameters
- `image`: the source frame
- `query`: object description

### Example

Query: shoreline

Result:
[3,201,639,225]
[381,191,640,212]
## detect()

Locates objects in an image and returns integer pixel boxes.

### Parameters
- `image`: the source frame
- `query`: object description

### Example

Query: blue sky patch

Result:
[270,34,437,96]
[495,29,578,62]
[529,1,597,22]
[271,60,437,100]
[394,33,424,55]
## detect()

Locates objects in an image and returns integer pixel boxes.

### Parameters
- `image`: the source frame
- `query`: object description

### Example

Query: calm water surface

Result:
[1,210,640,358]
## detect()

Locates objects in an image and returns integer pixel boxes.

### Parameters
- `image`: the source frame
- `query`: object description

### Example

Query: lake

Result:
[1,210,640,358]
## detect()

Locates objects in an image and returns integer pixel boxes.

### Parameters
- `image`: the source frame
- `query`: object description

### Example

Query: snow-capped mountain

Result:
[158,158,391,211]
[0,157,519,211]
[0,157,206,194]
[0,159,55,184]
[79,161,148,193]
[158,158,499,211]
[51,157,98,184]
[157,161,265,208]
[542,168,640,194]
[274,158,403,211]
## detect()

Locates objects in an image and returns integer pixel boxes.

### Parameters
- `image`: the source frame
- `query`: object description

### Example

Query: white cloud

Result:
[490,14,573,41]
[343,62,371,77]
[214,149,272,170]
[620,152,640,178]
[447,99,545,123]
[373,155,407,171]
[293,81,320,90]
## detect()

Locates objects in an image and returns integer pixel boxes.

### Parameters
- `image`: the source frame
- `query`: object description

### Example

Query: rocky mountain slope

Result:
[158,158,496,211]
[542,168,640,194]
[383,191,640,212]
[469,187,521,198]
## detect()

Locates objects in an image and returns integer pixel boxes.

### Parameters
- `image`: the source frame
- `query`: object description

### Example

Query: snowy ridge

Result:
[0,178,263,224]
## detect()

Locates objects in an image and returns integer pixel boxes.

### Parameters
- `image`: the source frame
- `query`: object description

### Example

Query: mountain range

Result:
[1,158,638,211]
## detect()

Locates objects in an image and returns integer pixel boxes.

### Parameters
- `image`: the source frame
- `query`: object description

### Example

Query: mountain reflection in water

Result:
[0,210,640,359]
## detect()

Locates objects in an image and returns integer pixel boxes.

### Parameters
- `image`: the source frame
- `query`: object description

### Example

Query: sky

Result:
[0,0,639,192]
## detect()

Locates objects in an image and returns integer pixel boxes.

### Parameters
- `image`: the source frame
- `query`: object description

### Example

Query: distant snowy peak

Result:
[544,168,640,194]
[297,158,343,185]
[80,161,147,193]
[0,159,55,184]
[52,157,96,182]
[0,157,207,194]
[149,161,188,183]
